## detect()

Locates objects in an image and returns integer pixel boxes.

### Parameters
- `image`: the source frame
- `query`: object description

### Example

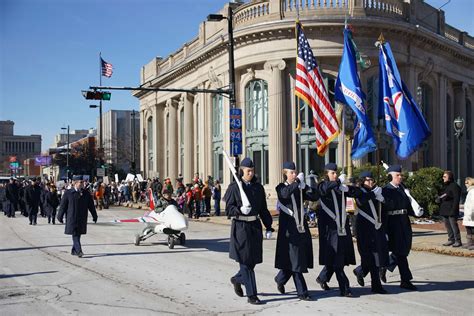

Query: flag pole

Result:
[375,33,385,224]
[99,52,103,175]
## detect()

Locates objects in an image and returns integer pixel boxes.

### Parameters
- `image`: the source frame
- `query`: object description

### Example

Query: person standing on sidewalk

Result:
[437,171,462,247]
[462,177,474,250]
[273,161,319,301]
[212,180,221,216]
[57,176,98,257]
[224,157,274,305]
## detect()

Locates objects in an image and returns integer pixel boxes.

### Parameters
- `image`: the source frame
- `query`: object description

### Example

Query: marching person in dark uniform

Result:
[380,165,417,290]
[5,178,19,218]
[224,157,274,305]
[45,185,60,224]
[25,177,42,225]
[352,171,389,294]
[316,163,376,297]
[274,161,319,301]
[437,170,462,247]
[57,176,98,257]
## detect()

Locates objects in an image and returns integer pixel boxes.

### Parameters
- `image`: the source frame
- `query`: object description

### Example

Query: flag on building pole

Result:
[295,22,339,156]
[378,39,431,159]
[101,58,113,78]
[335,27,377,159]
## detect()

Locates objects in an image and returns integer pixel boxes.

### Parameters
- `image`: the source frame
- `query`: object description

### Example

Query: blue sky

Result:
[1,0,473,150]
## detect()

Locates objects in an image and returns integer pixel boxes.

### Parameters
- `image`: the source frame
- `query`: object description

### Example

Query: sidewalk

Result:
[123,202,474,258]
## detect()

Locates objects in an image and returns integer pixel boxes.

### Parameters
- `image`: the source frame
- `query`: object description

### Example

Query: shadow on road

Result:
[0,243,133,252]
[413,230,446,237]
[184,238,230,253]
[82,249,206,258]
[0,270,58,279]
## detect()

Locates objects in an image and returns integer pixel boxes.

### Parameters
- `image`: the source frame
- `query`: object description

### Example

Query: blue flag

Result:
[378,42,431,159]
[335,28,376,159]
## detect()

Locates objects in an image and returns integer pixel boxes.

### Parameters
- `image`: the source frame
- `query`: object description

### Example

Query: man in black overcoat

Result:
[57,176,98,257]
[224,157,274,305]
[25,177,42,225]
[274,161,319,301]
[380,165,417,290]
[5,178,19,218]
[352,171,389,294]
[437,170,462,247]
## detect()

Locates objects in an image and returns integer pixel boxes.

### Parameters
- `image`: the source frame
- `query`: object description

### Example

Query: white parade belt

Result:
[234,215,258,222]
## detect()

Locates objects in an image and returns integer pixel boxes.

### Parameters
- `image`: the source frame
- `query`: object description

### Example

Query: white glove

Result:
[338,173,347,184]
[339,184,349,192]
[265,231,272,239]
[297,172,305,183]
[372,186,384,202]
[240,205,252,215]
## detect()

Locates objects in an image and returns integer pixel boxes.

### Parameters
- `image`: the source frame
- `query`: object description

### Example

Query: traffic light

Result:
[81,90,111,100]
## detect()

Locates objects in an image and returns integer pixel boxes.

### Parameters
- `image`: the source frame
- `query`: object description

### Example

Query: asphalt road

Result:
[1,207,473,315]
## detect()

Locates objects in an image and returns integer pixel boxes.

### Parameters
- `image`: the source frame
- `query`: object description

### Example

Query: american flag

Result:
[101,58,113,78]
[295,22,339,155]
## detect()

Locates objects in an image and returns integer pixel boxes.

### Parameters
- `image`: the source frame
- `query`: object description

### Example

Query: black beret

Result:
[386,165,402,173]
[240,157,254,168]
[360,171,373,178]
[325,163,338,171]
[282,161,296,170]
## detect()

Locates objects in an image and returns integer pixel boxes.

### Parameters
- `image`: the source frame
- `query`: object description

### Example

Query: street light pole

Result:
[208,5,239,168]
[90,104,104,175]
[61,125,70,179]
[454,116,465,186]
[131,110,136,174]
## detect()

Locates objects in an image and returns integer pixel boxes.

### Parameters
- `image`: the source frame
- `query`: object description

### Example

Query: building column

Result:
[438,74,448,168]
[453,83,467,181]
[182,93,194,184]
[167,99,178,182]
[264,59,286,187]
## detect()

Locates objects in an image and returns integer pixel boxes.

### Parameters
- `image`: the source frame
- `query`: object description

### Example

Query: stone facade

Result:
[134,0,474,202]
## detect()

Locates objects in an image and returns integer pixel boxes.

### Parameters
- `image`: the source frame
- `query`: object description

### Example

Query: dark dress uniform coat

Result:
[317,180,373,267]
[58,188,97,235]
[382,183,414,256]
[45,191,60,217]
[224,178,273,266]
[275,181,319,272]
[355,188,389,267]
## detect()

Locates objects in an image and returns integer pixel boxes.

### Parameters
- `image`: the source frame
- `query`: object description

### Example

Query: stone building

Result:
[0,120,41,176]
[134,0,474,202]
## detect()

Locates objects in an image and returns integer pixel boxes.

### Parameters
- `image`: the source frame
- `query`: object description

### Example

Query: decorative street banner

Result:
[34,155,52,166]
[230,108,242,155]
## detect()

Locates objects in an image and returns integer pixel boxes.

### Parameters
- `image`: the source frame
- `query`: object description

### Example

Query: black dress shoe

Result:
[316,277,330,291]
[400,281,417,290]
[274,276,285,294]
[371,287,388,294]
[353,269,365,287]
[230,277,244,297]
[340,289,353,297]
[452,242,462,247]
[77,251,84,258]
[247,295,262,305]
[379,267,387,283]
[298,294,312,301]
[442,241,455,246]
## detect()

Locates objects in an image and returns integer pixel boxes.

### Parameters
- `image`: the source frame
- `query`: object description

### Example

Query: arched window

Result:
[245,79,269,184]
[212,94,223,181]
[297,74,338,176]
[417,83,433,167]
[147,116,154,171]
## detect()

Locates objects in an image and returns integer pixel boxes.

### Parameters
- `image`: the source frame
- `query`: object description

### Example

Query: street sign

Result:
[97,168,105,177]
[230,108,242,155]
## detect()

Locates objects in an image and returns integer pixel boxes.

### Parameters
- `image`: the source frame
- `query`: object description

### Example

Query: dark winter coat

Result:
[224,178,273,266]
[275,181,319,273]
[317,180,373,267]
[438,181,461,217]
[25,184,42,215]
[382,183,414,256]
[45,191,60,217]
[58,188,97,235]
[6,182,19,202]
[355,187,389,268]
